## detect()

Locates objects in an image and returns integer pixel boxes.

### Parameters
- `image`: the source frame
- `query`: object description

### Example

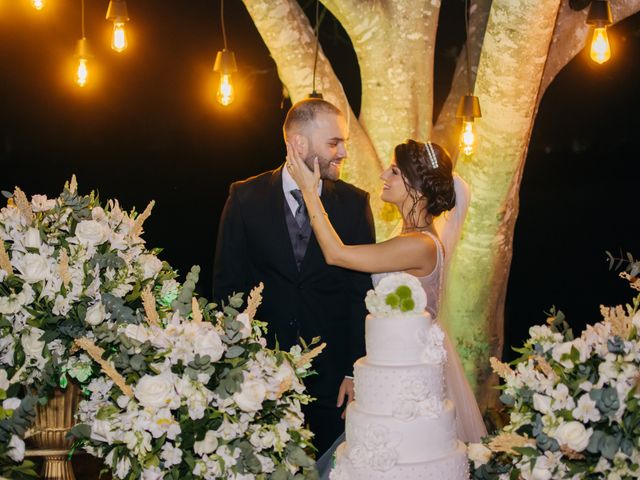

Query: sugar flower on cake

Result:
[349,424,401,471]
[417,324,447,364]
[366,272,427,316]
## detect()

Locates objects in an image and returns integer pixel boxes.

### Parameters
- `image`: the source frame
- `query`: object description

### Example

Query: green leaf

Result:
[96,405,120,420]
[226,346,245,358]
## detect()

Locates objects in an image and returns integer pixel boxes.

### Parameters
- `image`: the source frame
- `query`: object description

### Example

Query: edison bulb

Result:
[112,22,128,52]
[32,0,44,10]
[460,121,476,156]
[76,58,89,87]
[217,74,235,106]
[590,27,611,64]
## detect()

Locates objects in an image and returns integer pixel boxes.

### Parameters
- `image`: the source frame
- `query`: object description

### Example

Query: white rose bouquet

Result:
[470,253,640,480]
[71,283,321,479]
[0,178,176,478]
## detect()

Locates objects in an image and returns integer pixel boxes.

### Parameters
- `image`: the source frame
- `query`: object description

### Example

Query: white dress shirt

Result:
[281,164,323,215]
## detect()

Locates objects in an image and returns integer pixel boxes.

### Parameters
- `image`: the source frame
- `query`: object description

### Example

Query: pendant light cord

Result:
[221,0,228,50]
[81,0,86,38]
[312,0,321,94]
[464,0,472,94]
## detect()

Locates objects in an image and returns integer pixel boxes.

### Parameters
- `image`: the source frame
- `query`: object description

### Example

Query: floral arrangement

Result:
[0,178,321,479]
[365,273,427,316]
[469,254,640,480]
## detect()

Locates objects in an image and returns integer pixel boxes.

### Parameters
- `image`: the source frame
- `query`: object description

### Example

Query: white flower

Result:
[115,456,132,479]
[134,372,179,410]
[468,443,492,466]
[530,455,553,480]
[551,342,576,369]
[348,445,372,469]
[2,398,21,411]
[233,377,266,412]
[22,327,45,359]
[85,302,107,326]
[123,324,150,344]
[193,328,225,362]
[363,424,390,450]
[0,284,34,315]
[90,419,115,444]
[30,194,56,212]
[256,453,275,473]
[235,313,252,339]
[371,448,398,471]
[572,394,601,423]
[392,400,418,421]
[533,393,553,415]
[550,383,575,411]
[137,254,163,280]
[75,220,108,246]
[367,273,427,315]
[161,442,183,467]
[23,227,42,249]
[15,252,49,284]
[0,369,9,391]
[552,421,592,452]
[194,430,219,456]
[141,466,164,480]
[7,435,25,462]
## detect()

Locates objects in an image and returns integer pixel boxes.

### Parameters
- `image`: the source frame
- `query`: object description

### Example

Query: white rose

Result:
[371,448,398,471]
[23,228,42,249]
[85,302,107,326]
[392,400,418,422]
[2,398,21,411]
[75,220,108,246]
[135,373,178,410]
[16,253,49,284]
[467,443,492,466]
[363,425,389,450]
[123,324,150,343]
[552,421,592,452]
[7,435,25,462]
[141,466,164,480]
[137,254,163,280]
[22,327,45,359]
[533,393,553,415]
[194,430,219,456]
[348,445,372,469]
[233,378,266,412]
[0,369,10,391]
[193,329,224,362]
[236,313,252,339]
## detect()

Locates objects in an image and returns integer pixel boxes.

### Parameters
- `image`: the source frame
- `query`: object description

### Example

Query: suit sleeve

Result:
[344,192,376,377]
[213,183,248,304]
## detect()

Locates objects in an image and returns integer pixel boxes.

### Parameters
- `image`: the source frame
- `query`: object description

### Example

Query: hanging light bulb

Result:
[456,95,482,156]
[586,0,613,64]
[74,37,91,87]
[32,0,45,11]
[105,0,130,53]
[213,49,237,106]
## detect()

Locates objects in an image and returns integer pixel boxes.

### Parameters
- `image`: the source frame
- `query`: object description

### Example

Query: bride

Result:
[286,138,487,470]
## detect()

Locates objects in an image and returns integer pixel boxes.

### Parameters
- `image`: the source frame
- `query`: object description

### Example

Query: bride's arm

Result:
[287,147,435,274]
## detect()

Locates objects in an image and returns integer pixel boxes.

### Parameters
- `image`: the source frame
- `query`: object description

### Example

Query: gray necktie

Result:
[290,189,308,228]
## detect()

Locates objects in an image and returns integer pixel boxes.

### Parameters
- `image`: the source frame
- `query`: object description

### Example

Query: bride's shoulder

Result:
[391,232,437,253]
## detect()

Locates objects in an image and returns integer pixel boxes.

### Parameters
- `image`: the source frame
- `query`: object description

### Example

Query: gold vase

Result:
[26,384,81,480]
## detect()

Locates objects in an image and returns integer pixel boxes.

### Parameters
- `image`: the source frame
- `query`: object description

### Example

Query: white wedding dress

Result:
[316,175,486,478]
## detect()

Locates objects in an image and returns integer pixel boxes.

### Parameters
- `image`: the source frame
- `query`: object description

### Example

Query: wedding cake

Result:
[330,273,469,479]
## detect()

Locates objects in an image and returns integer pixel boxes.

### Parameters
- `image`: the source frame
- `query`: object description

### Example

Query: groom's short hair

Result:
[283,98,343,140]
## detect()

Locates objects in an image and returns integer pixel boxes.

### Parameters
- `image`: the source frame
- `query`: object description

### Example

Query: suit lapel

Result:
[268,166,300,280]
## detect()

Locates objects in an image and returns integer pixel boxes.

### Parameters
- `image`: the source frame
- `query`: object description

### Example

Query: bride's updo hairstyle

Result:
[394,139,456,219]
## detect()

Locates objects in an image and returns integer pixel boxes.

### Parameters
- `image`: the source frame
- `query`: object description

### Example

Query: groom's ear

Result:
[292,134,309,156]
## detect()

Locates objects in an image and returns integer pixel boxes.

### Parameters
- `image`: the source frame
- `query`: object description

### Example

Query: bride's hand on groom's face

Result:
[285,142,320,194]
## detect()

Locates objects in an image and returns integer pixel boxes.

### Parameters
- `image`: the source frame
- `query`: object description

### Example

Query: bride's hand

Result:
[286,142,320,194]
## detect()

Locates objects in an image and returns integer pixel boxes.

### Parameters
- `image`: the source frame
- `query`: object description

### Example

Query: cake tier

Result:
[331,440,469,480]
[354,358,444,415]
[365,313,445,366]
[344,400,457,464]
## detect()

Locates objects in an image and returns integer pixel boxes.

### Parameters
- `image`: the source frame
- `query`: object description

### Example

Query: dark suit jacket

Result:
[213,165,375,406]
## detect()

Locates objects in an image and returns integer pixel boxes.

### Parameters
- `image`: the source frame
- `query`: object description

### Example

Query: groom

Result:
[213,98,375,455]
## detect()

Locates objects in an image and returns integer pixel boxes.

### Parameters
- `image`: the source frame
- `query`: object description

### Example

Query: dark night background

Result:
[1,0,638,361]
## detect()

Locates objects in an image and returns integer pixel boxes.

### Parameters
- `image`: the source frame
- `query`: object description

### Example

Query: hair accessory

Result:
[425,142,438,169]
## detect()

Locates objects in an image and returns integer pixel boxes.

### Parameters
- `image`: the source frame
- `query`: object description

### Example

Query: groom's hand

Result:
[337,377,355,419]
